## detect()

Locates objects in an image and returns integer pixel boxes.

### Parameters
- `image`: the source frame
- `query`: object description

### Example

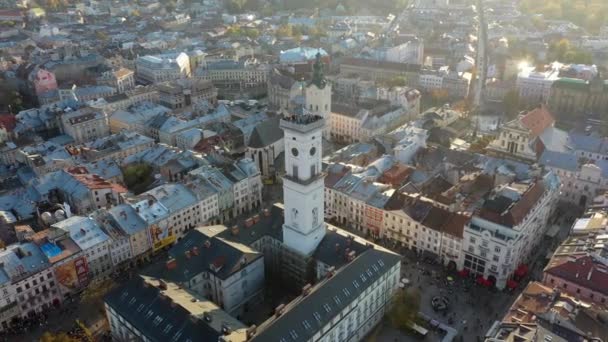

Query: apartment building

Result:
[462,172,560,290]
[60,107,110,144]
[135,53,191,84]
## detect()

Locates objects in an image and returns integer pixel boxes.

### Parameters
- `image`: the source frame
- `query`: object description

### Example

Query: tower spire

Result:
[311,52,326,89]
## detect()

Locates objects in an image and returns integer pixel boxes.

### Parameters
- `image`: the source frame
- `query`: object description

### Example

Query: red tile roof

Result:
[378,164,413,187]
[544,255,608,296]
[520,105,554,138]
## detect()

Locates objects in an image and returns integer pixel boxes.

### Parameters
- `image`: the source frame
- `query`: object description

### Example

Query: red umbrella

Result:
[507,279,518,289]
[476,275,485,285]
[515,264,529,277]
[458,269,469,277]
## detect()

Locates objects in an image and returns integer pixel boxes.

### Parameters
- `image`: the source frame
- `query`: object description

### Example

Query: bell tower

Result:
[280,107,326,256]
[305,52,332,139]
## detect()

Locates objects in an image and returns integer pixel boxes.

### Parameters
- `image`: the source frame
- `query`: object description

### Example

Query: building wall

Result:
[12,268,61,321]
[329,112,362,144]
[314,262,400,342]
[549,86,608,117]
[247,138,284,179]
[462,183,558,289]
[62,113,110,144]
[84,239,113,279]
[542,273,608,306]
[130,228,152,259]
[488,125,537,161]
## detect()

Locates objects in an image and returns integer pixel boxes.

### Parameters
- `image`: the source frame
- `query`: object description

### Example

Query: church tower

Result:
[280,107,326,256]
[305,52,332,139]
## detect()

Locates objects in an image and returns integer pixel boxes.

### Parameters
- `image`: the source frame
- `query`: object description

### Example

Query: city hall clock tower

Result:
[280,107,326,256]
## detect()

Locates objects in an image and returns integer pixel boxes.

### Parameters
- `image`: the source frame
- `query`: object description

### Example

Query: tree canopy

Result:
[548,39,593,64]
[519,0,608,34]
[388,289,421,331]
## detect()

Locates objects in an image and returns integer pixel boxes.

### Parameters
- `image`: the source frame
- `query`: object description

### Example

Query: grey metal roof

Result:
[141,227,262,281]
[104,277,221,342]
[248,117,284,149]
[250,248,399,342]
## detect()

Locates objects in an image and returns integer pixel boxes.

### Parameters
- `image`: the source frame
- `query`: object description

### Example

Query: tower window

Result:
[292,165,299,179]
[311,165,316,177]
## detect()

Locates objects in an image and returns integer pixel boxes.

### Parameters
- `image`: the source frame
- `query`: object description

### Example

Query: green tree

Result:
[388,289,421,331]
[122,163,154,194]
[0,83,23,113]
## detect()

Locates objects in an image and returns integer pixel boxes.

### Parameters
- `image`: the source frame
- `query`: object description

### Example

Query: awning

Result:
[507,279,518,289]
[515,264,529,277]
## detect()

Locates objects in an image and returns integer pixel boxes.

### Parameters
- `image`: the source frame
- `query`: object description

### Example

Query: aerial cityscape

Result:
[0,0,607,341]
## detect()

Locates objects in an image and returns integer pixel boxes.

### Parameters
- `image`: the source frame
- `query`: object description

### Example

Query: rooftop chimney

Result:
[185,250,191,259]
[231,225,240,236]
[158,280,167,290]
[327,266,335,278]
[166,258,178,270]
[245,218,254,227]
[204,240,211,248]
[274,304,285,317]
[263,208,270,217]
[347,250,356,261]
[221,324,231,335]
[246,325,257,340]
[253,214,260,224]
[302,284,312,296]
[192,246,199,256]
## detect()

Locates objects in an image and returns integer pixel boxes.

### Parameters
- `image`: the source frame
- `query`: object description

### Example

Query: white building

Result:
[135,53,191,84]
[376,40,424,65]
[280,112,327,256]
[462,172,560,290]
[330,102,408,144]
[516,65,560,103]
[540,150,608,208]
[51,216,113,280]
[134,183,202,252]
[487,106,556,162]
[60,107,110,144]
[418,70,445,91]
[392,125,428,165]
[0,243,61,330]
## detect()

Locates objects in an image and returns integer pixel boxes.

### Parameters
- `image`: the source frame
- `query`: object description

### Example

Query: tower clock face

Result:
[291,148,299,156]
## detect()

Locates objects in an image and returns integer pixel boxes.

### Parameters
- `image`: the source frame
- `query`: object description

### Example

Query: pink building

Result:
[543,255,608,306]
[32,68,57,96]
